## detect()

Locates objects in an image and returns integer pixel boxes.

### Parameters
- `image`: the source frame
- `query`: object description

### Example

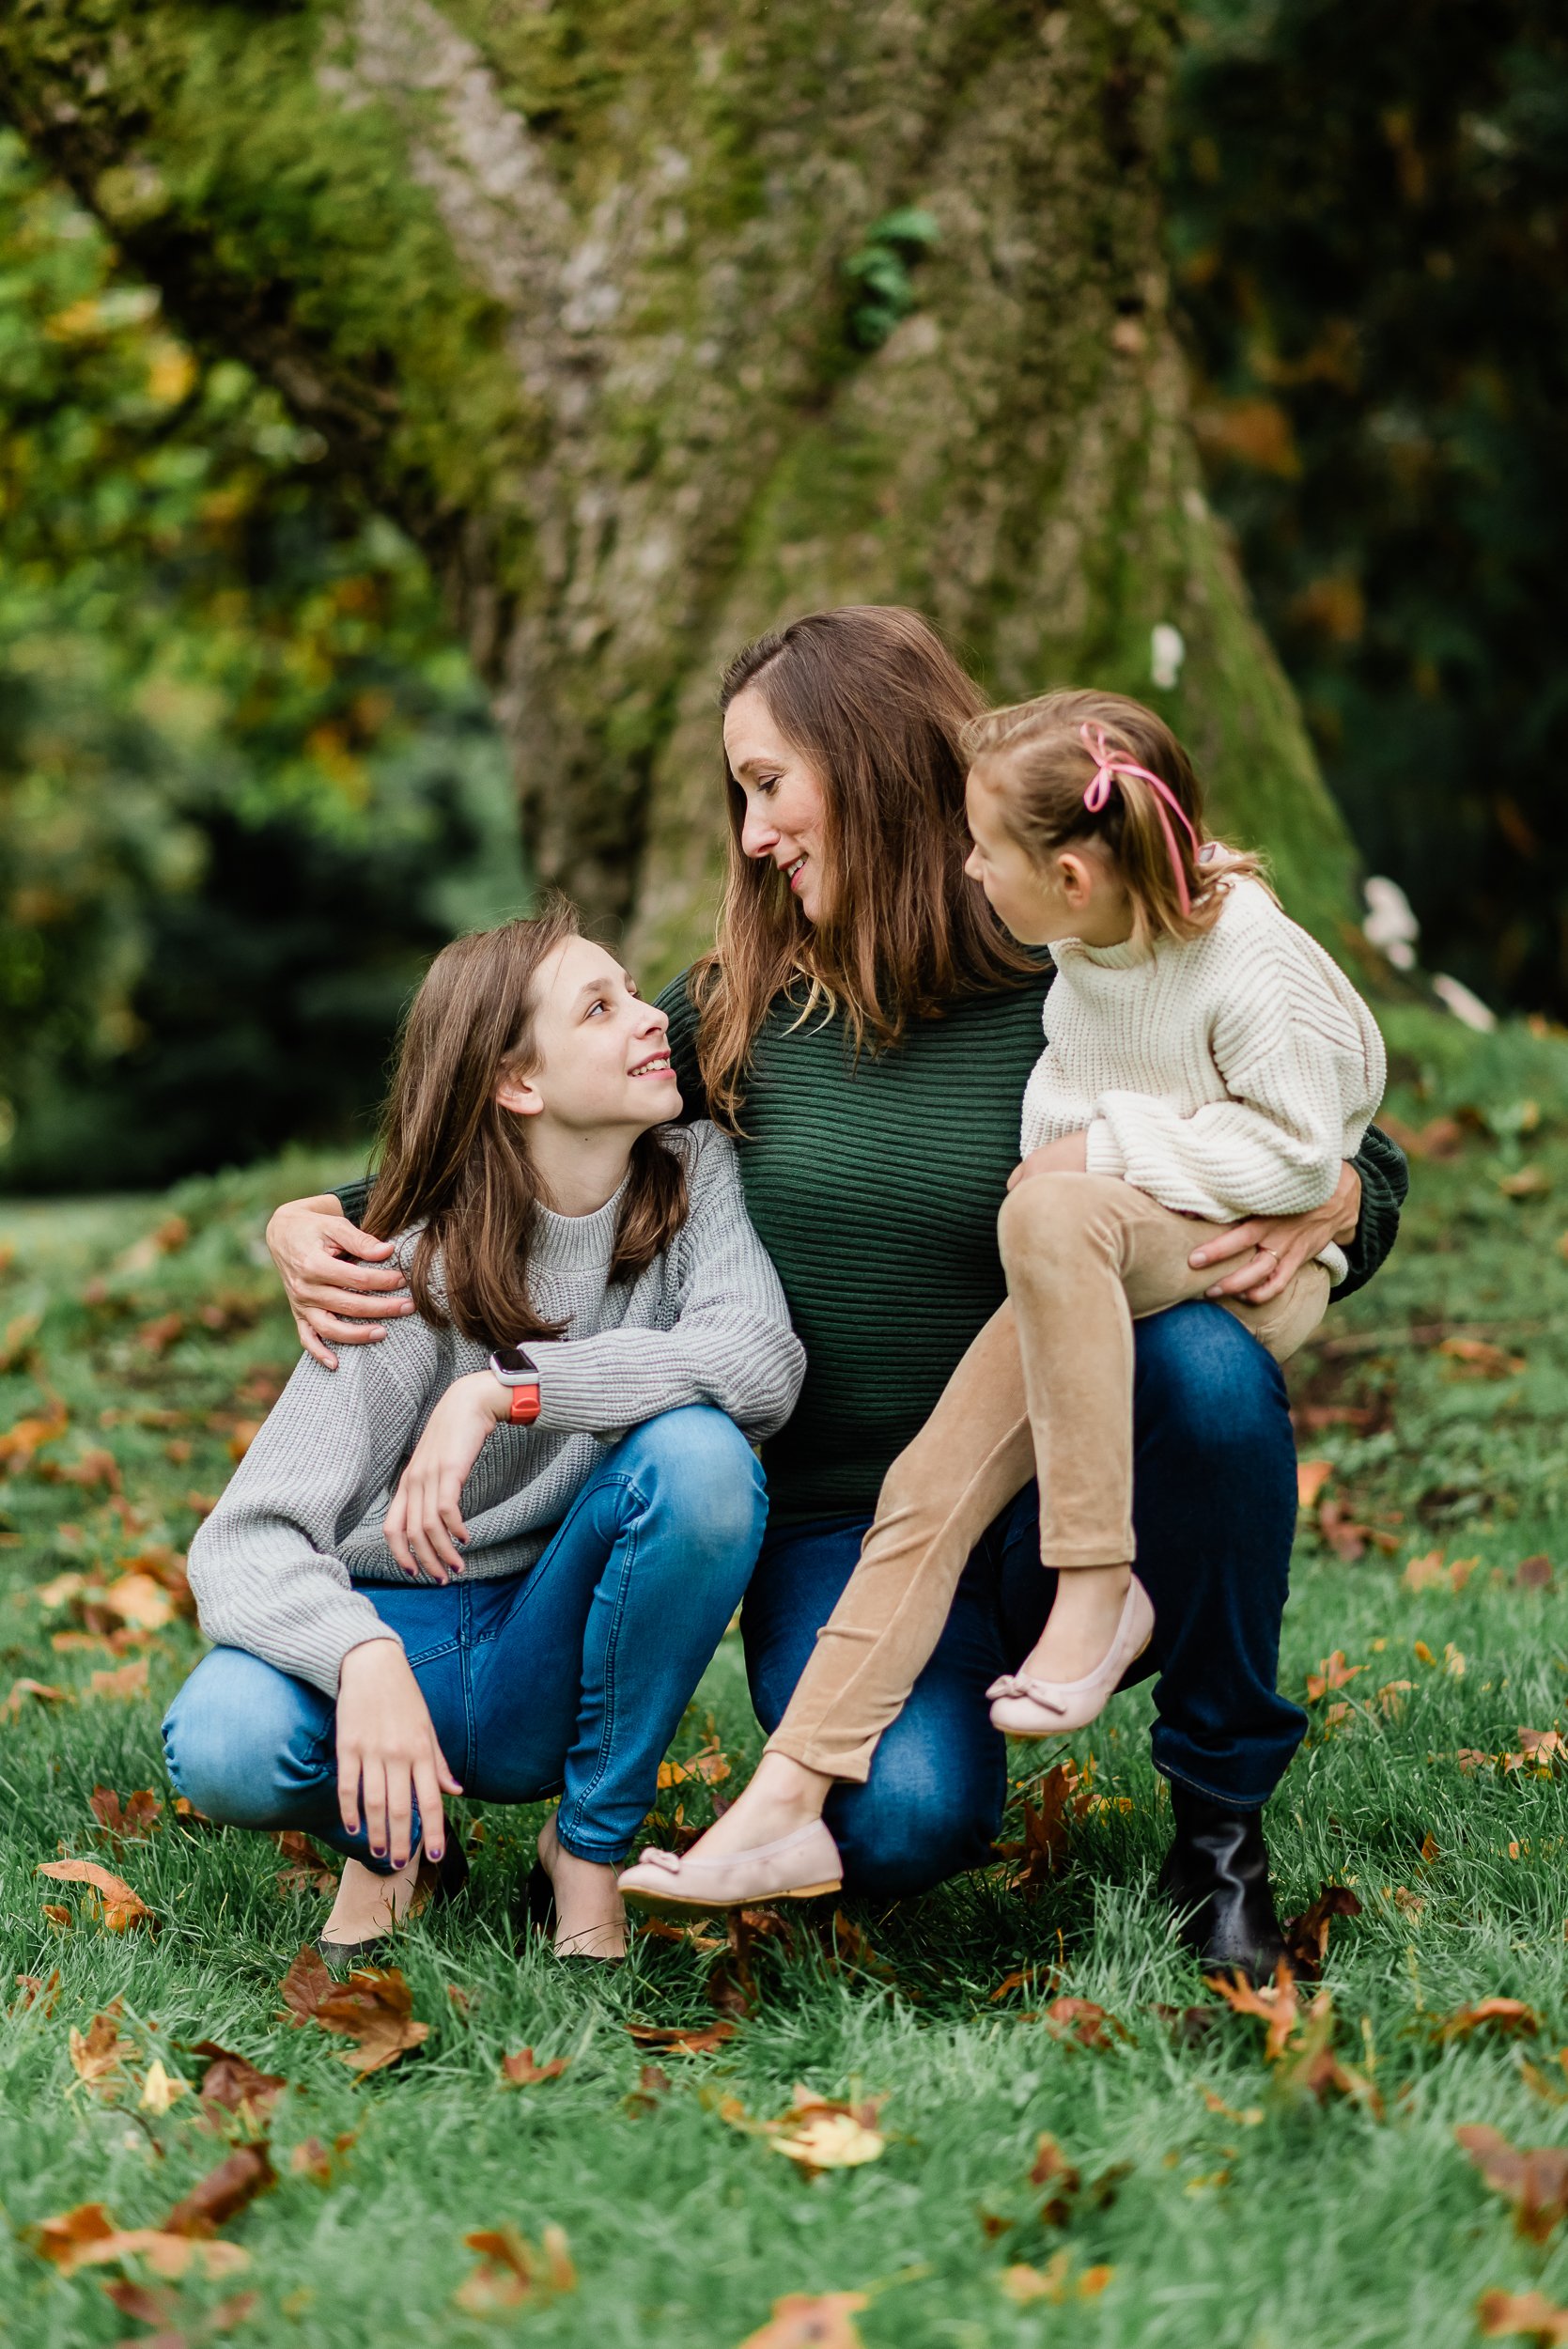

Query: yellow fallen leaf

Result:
[101,1573,175,1632]
[1296,1458,1333,1509]
[139,2060,188,2114]
[771,2110,885,2170]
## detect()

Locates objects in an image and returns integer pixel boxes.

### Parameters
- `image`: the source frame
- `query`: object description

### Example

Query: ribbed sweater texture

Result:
[658,968,1407,1523]
[190,1123,803,1693]
[1021,879,1387,1283]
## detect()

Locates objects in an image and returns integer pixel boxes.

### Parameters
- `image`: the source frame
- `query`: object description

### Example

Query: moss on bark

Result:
[1,0,1364,979]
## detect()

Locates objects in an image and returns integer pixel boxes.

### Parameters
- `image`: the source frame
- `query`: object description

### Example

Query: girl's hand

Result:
[266,1193,413,1370]
[1188,1161,1362,1303]
[336,1639,462,1867]
[383,1373,510,1579]
[1006,1130,1090,1189]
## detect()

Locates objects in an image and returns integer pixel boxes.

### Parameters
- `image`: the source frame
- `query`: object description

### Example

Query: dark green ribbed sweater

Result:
[656,972,1408,1524]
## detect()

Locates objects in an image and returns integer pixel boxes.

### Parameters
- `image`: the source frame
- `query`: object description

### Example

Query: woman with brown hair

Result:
[162,900,802,1961]
[265,607,1407,1983]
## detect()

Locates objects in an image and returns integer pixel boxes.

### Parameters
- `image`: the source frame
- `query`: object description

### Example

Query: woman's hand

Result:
[383,1373,510,1580]
[1006,1130,1090,1190]
[266,1193,414,1370]
[1188,1161,1362,1304]
[336,1639,462,1867]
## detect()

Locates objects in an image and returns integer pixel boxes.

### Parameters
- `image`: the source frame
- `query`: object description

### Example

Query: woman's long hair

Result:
[363,898,688,1345]
[689,605,1039,1128]
[964,689,1265,947]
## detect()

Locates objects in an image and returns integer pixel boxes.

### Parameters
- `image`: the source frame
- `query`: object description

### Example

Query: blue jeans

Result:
[163,1406,767,1869]
[744,1301,1305,1901]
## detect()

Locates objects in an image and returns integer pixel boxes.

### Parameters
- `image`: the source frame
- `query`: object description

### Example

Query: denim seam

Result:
[554,1474,645,1851]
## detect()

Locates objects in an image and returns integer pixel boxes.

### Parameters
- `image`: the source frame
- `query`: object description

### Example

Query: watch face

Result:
[492,1345,538,1377]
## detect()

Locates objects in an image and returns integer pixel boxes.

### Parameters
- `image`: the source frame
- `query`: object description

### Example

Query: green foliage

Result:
[0,132,523,1191]
[1172,0,1568,1018]
[0,1019,1566,2342]
[844,207,941,351]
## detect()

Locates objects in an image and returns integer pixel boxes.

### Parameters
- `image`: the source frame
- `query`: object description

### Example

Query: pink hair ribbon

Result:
[1079,722,1199,916]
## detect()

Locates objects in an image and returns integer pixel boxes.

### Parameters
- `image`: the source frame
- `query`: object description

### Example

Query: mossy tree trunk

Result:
[0,0,1363,985]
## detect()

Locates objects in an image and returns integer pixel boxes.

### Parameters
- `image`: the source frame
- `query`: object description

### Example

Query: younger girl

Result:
[164,899,803,1959]
[618,687,1384,1912]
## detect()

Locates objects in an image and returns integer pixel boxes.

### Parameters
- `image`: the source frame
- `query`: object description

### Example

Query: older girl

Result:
[163,901,802,1961]
[619,687,1384,1918]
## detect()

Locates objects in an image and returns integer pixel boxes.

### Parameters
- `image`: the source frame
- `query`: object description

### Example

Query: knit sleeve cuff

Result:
[1083,1118,1127,1178]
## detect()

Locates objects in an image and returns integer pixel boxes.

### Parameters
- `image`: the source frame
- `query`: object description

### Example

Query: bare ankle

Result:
[752,1750,833,1818]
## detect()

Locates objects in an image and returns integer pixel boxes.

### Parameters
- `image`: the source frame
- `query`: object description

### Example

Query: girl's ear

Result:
[1055,851,1094,906]
[494,1071,544,1119]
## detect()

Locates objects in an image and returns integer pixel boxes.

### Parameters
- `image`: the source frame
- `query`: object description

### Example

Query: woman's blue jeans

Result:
[163,1406,767,1869]
[744,1301,1306,1901]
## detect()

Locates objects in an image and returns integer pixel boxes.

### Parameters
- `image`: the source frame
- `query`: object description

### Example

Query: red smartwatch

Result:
[489,1344,542,1425]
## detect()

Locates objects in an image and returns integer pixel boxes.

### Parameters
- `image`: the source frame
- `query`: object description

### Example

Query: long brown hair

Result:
[689,605,1038,1128]
[964,689,1265,947]
[364,898,688,1345]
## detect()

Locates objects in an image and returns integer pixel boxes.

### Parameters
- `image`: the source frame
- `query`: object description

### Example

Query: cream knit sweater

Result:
[1019,877,1386,1283]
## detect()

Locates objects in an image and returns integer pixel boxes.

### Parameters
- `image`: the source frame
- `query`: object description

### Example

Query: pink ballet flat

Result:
[616,1819,843,1916]
[986,1573,1155,1736]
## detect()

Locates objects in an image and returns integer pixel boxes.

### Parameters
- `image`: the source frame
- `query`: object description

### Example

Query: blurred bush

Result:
[1172,0,1568,1020]
[0,132,523,1193]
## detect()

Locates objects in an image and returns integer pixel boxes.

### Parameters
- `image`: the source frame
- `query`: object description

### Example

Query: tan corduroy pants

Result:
[768,1171,1330,1782]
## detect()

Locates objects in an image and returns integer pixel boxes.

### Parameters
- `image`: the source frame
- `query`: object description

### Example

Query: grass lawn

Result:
[2,1013,1568,2349]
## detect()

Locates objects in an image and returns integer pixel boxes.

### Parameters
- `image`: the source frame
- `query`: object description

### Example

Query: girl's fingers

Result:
[385,1767,415,1871]
[363,1761,391,1860]
[412,1756,445,1863]
[337,1749,362,1836]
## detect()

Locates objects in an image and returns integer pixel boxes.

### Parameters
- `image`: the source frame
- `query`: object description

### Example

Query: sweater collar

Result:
[1051,932,1150,972]
[529,1179,628,1273]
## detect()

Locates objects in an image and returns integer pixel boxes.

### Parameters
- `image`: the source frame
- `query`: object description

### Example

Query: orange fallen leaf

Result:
[657,1736,733,1789]
[1478,2287,1568,2344]
[90,1786,163,1843]
[86,1658,149,1703]
[3,1677,68,1719]
[500,2046,569,2088]
[1306,1651,1364,1702]
[0,1397,69,1470]
[14,1968,60,2015]
[1000,2249,1113,2305]
[1206,1963,1300,2061]
[625,2020,736,2054]
[1296,1458,1334,1509]
[454,2222,576,2316]
[1439,1336,1525,1379]
[735,2291,869,2348]
[1457,2125,1568,2241]
[1030,2132,1081,2225]
[38,1858,148,1931]
[1042,1996,1126,2050]
[1434,2000,1539,2045]
[25,2201,251,2279]
[99,1573,175,1632]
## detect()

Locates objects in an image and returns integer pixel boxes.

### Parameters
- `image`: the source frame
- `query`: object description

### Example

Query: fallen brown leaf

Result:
[163,2144,275,2237]
[625,2062,673,2116]
[734,2293,869,2349]
[1439,1336,1525,1379]
[90,1786,163,1844]
[1281,1884,1362,1977]
[137,1312,186,1358]
[1434,1999,1540,2045]
[1042,1997,1126,2050]
[1457,2124,1568,2242]
[1518,1554,1556,1591]
[657,1736,732,1789]
[191,2044,286,2122]
[500,2046,569,2088]
[1030,2133,1080,2226]
[14,1968,60,2016]
[1001,2250,1113,2305]
[272,1830,337,1897]
[625,2020,736,2054]
[278,1945,334,2025]
[310,1966,430,2077]
[3,1676,68,1719]
[26,2201,251,2280]
[38,1857,148,1932]
[1275,1989,1383,2114]
[454,2222,576,2316]
[0,1397,69,1470]
[1478,2287,1568,2344]
[288,2137,334,2186]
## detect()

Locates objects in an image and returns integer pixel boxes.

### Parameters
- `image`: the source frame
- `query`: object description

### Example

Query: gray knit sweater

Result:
[187,1123,804,1693]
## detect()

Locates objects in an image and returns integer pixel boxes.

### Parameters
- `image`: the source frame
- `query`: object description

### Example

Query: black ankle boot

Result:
[1157,1781,1286,1984]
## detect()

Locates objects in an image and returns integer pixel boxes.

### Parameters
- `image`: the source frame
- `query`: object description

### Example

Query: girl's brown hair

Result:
[689,605,1038,1127]
[963,688,1263,945]
[364,897,688,1345]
